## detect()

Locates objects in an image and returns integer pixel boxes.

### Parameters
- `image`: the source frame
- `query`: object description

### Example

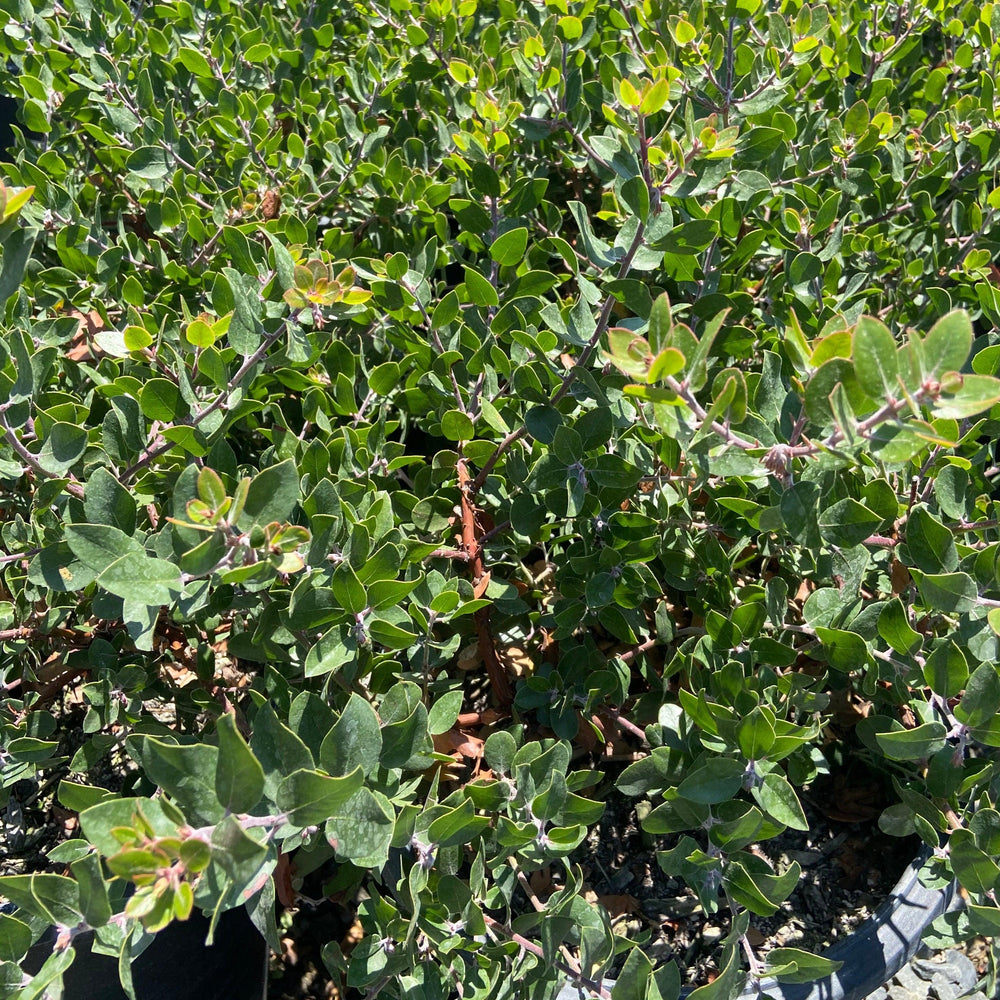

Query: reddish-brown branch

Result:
[601,706,649,744]
[457,460,513,706]
[617,635,658,665]
[33,666,89,704]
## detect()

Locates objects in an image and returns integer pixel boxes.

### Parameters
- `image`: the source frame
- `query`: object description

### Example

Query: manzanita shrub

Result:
[3,0,1000,998]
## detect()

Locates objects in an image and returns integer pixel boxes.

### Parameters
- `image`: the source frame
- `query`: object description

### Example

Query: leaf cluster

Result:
[1,0,1000,999]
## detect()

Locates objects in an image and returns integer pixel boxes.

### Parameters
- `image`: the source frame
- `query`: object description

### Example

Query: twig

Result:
[617,635,658,665]
[0,547,41,566]
[508,856,585,977]
[482,915,612,1000]
[602,706,648,744]
[0,410,85,499]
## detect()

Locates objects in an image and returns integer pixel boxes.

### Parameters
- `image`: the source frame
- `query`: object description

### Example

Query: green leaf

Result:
[764,948,843,984]
[869,421,939,465]
[85,467,136,534]
[844,99,870,135]
[605,327,651,378]
[57,781,115,812]
[648,347,686,382]
[906,506,958,573]
[135,737,223,824]
[288,691,336,751]
[331,563,367,615]
[123,324,153,350]
[250,703,314,797]
[677,757,745,804]
[647,292,672,353]
[0,228,34,304]
[239,459,299,527]
[780,482,821,549]
[96,552,183,605]
[176,46,214,78]
[708,802,765,852]
[875,722,948,760]
[215,713,265,814]
[970,809,1000,854]
[490,228,528,266]
[818,498,881,547]
[724,853,801,915]
[380,692,434,770]
[853,316,899,399]
[209,815,268,910]
[428,689,464,735]
[78,797,182,856]
[934,373,1000,419]
[276,767,364,827]
[687,945,744,1000]
[70,851,112,928]
[568,200,618,268]
[753,772,808,830]
[878,598,921,655]
[484,731,517,773]
[222,225,259,274]
[652,220,719,255]
[921,309,972,380]
[368,617,418,649]
[914,570,978,613]
[922,642,969,698]
[441,409,475,441]
[37,422,88,475]
[813,626,868,672]
[427,798,490,847]
[122,274,145,307]
[431,290,460,328]
[139,378,185,421]
[955,662,1000,728]
[319,694,382,777]
[368,361,401,396]
[967,903,1000,935]
[462,265,499,307]
[787,251,822,292]
[197,467,227,509]
[555,14,583,40]
[611,946,653,1000]
[263,230,296,291]
[950,828,1000,894]
[127,145,172,180]
[879,802,916,837]
[326,788,394,867]
[935,464,968,520]
[640,78,671,115]
[0,874,82,927]
[737,708,775,759]
[0,914,31,964]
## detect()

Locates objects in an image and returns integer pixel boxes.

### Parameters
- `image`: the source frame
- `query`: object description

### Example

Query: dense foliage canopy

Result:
[2,0,1000,998]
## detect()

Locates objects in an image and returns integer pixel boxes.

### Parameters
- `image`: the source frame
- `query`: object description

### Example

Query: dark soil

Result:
[565,777,921,989]
[261,756,925,999]
[0,690,961,999]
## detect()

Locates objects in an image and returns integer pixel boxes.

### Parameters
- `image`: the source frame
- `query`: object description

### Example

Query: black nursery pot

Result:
[22,905,267,1000]
[557,847,959,1000]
